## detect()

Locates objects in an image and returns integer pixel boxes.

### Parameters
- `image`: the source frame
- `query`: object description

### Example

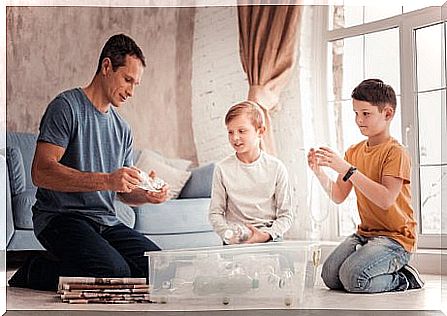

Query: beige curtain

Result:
[238,5,302,155]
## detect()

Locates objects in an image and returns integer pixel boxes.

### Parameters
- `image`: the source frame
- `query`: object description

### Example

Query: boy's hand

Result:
[315,146,351,175]
[307,148,322,175]
[244,225,271,244]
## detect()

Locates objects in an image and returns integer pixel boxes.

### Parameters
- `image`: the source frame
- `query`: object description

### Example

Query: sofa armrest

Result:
[3,155,15,247]
[133,198,213,234]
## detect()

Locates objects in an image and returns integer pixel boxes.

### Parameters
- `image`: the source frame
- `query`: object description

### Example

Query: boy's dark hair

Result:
[95,34,146,75]
[351,79,396,111]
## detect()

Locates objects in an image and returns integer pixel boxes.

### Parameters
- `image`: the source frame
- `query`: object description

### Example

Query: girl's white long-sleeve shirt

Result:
[208,151,294,241]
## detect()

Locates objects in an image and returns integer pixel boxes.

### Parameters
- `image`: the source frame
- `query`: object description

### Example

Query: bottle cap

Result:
[224,229,234,240]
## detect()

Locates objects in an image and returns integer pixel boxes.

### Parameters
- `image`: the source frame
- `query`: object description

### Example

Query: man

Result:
[9,34,169,291]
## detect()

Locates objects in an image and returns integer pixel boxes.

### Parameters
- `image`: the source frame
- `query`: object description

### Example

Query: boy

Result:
[209,101,293,244]
[307,79,424,293]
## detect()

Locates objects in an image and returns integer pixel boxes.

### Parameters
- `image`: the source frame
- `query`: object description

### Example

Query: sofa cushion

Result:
[6,146,26,196]
[12,189,37,229]
[179,163,215,199]
[12,189,135,230]
[6,132,38,190]
[136,149,191,199]
[133,198,213,234]
[134,149,192,171]
[114,200,136,228]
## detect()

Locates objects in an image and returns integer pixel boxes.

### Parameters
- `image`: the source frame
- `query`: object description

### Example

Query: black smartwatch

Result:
[342,166,357,182]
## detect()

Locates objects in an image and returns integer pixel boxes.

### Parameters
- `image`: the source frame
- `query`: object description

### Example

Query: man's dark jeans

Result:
[28,213,160,291]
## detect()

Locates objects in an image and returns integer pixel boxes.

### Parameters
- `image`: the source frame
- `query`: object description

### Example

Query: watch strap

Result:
[342,166,357,182]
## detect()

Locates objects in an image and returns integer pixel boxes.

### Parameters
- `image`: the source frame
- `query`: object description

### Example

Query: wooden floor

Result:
[4,269,446,316]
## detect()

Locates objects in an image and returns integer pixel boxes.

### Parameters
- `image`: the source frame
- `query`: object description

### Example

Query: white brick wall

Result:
[191,6,312,239]
[191,6,247,164]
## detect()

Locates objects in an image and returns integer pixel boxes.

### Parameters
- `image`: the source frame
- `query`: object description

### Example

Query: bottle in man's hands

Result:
[223,222,252,244]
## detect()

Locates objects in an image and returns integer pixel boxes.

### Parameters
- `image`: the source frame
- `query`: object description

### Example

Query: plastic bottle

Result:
[223,222,252,244]
[192,275,256,295]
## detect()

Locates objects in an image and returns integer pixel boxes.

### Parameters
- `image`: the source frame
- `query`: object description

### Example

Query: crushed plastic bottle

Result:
[192,274,256,295]
[138,170,165,192]
[223,222,252,245]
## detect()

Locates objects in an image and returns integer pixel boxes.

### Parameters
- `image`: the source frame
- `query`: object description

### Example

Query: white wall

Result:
[191,6,246,164]
[191,6,311,239]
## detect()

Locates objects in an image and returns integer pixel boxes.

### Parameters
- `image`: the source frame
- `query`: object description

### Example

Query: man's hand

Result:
[142,170,170,203]
[315,146,351,175]
[116,169,170,206]
[244,224,271,244]
[142,182,170,204]
[108,167,141,193]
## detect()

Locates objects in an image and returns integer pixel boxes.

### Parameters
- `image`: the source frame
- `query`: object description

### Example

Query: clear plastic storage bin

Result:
[145,241,320,307]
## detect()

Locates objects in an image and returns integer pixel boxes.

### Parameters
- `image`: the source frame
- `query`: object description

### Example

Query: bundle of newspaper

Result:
[57,277,151,304]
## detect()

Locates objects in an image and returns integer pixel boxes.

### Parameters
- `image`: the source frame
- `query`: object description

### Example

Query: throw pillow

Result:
[6,147,26,196]
[135,149,192,171]
[179,163,215,199]
[136,149,191,199]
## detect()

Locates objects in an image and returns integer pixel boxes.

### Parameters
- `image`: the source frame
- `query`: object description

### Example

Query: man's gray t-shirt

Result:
[32,88,133,236]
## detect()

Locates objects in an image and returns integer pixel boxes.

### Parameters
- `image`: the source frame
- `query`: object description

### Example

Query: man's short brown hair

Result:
[96,34,146,75]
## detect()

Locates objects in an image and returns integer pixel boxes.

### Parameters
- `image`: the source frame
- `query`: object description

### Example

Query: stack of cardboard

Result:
[57,277,151,304]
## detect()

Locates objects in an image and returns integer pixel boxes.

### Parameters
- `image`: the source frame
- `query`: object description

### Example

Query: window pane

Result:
[338,191,360,236]
[329,5,363,30]
[364,6,402,24]
[328,6,334,31]
[328,36,364,101]
[327,42,334,102]
[365,28,401,95]
[327,101,339,148]
[416,23,443,92]
[342,36,364,100]
[417,90,446,165]
[344,6,363,28]
[403,4,433,13]
[420,165,447,235]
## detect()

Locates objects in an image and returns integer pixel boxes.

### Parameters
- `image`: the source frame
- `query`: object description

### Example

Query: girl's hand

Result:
[315,146,351,175]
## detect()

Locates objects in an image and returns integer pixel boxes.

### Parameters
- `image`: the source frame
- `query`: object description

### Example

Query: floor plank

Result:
[5,271,446,315]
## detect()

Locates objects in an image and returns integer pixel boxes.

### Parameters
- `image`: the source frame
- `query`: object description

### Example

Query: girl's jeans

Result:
[321,233,410,293]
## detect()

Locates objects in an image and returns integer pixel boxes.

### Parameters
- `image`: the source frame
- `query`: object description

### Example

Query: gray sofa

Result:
[6,132,221,252]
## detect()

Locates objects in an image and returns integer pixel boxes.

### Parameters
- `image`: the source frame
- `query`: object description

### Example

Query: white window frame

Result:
[324,5,446,249]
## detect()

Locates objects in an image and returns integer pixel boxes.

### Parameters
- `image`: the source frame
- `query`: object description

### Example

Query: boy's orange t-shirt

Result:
[345,138,417,253]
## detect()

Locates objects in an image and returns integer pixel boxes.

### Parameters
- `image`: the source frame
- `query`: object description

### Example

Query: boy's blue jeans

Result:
[321,233,410,293]
[28,213,160,291]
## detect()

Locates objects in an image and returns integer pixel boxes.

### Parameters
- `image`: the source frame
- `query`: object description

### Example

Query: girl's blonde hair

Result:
[224,100,265,130]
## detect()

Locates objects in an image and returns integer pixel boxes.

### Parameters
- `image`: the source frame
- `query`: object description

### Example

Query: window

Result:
[324,5,446,248]
[414,22,446,239]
